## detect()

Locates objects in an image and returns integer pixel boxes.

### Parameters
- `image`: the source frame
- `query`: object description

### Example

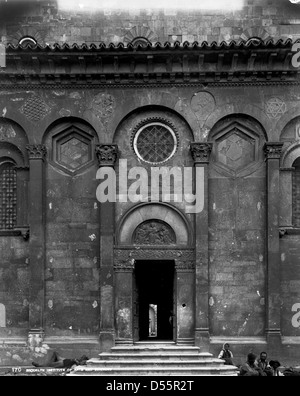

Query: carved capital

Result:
[264,142,284,160]
[96,144,119,167]
[26,144,47,160]
[190,142,213,164]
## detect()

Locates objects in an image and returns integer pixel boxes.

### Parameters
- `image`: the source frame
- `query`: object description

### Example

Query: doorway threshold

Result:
[135,341,176,345]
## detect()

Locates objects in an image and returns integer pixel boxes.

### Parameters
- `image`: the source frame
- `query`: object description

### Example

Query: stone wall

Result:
[2,0,300,46]
[0,82,300,361]
[1,0,300,366]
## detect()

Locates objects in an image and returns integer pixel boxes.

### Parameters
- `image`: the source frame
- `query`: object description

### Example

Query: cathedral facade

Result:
[0,0,300,366]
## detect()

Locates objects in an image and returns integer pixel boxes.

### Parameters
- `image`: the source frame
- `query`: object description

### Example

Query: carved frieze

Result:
[114,248,195,272]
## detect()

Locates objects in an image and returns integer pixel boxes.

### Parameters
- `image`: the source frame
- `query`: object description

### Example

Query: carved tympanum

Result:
[133,220,176,245]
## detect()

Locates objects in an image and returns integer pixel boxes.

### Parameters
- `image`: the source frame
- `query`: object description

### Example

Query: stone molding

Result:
[0,42,297,87]
[114,248,195,272]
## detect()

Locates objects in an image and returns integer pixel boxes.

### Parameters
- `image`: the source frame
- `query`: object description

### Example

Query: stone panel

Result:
[44,161,100,337]
[209,172,266,337]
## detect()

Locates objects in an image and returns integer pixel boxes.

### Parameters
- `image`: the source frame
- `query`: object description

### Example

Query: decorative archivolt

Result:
[281,142,300,168]
[117,203,192,247]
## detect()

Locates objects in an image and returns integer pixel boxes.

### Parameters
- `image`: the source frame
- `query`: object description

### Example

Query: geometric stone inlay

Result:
[265,97,287,120]
[60,138,89,170]
[20,96,51,123]
[216,130,256,171]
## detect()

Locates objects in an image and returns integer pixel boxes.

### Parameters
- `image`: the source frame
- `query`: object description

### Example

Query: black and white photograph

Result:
[0,0,300,381]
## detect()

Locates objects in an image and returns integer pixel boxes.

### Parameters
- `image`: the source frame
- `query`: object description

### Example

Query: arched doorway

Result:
[114,203,195,346]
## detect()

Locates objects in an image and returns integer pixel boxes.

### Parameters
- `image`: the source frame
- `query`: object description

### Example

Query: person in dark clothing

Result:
[256,352,273,377]
[218,343,234,366]
[32,352,89,369]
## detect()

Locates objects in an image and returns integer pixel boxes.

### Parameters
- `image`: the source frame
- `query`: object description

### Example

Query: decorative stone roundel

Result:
[20,96,51,123]
[133,122,178,164]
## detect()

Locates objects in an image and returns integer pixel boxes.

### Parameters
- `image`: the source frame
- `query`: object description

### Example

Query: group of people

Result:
[218,343,283,376]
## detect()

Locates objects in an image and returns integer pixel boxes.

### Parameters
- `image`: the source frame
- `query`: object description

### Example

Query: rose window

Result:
[133,123,177,164]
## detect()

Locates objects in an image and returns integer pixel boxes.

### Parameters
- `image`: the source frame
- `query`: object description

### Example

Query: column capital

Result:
[190,142,213,164]
[26,144,47,160]
[264,142,284,160]
[96,144,119,167]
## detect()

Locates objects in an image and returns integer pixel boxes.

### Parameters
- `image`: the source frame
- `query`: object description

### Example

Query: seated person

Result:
[240,353,266,377]
[269,360,285,376]
[256,352,273,377]
[218,343,234,366]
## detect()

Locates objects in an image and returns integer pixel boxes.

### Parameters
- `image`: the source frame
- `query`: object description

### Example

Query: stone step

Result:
[98,353,213,361]
[111,346,203,355]
[69,344,238,376]
[71,366,238,376]
[88,358,226,368]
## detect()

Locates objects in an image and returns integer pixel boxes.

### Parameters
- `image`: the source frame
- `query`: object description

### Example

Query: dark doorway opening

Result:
[134,260,175,342]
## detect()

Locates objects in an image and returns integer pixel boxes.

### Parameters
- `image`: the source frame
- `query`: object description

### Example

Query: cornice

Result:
[0,39,298,87]
[4,37,299,51]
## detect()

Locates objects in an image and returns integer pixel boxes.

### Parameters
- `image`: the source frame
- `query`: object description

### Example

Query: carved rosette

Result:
[26,144,47,160]
[264,142,284,160]
[96,144,119,167]
[190,142,213,164]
